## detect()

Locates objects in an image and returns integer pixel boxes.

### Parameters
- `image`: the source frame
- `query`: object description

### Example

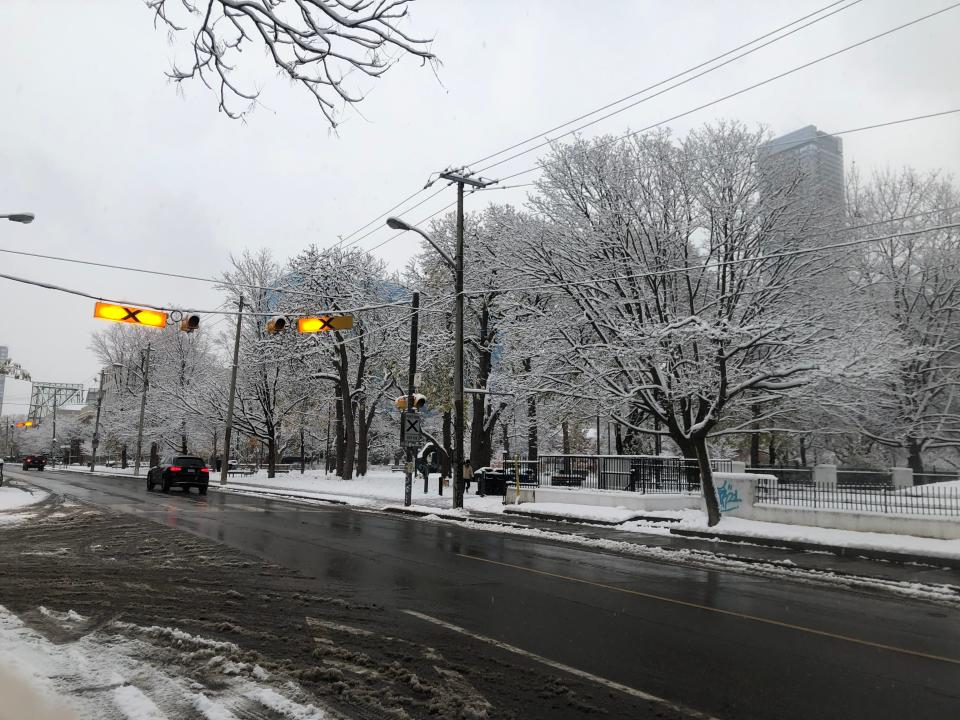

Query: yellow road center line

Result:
[457,553,960,666]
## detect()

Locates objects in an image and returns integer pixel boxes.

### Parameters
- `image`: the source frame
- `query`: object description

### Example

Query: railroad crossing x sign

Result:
[402,412,422,448]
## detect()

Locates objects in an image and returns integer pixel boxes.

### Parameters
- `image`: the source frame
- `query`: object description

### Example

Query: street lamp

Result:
[1,213,35,224]
[386,215,466,507]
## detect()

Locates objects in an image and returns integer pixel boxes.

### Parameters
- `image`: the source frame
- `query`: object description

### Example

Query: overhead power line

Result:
[359,109,960,256]
[487,2,960,182]
[334,0,861,255]
[346,4,958,254]
[471,0,865,173]
[496,108,960,186]
[468,219,960,296]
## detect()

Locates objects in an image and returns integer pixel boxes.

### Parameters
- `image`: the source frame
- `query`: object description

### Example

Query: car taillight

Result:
[169,466,182,472]
[200,467,209,473]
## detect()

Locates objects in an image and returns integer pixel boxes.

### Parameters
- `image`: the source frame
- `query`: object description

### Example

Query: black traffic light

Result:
[266,316,287,334]
[180,314,200,333]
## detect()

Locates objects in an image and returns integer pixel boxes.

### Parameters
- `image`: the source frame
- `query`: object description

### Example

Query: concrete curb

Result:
[381,506,471,521]
[221,487,349,506]
[669,527,960,570]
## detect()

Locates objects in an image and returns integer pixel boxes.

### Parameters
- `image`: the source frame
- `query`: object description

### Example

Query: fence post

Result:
[890,467,913,489]
[813,464,837,486]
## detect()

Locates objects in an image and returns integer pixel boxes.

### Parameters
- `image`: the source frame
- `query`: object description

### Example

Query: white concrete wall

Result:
[744,505,960,540]
[716,473,960,540]
[503,485,701,511]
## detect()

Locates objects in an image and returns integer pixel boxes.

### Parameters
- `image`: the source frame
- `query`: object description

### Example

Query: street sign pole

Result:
[133,343,152,477]
[404,293,420,507]
[220,297,244,486]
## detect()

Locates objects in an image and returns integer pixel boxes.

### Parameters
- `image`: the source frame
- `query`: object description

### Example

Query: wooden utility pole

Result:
[220,297,244,485]
[404,292,420,507]
[438,171,492,508]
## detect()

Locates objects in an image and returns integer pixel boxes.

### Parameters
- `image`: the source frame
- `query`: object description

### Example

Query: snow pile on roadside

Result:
[504,502,644,524]
[222,469,505,513]
[0,485,48,524]
[627,510,960,560]
[902,479,960,494]
[0,605,338,720]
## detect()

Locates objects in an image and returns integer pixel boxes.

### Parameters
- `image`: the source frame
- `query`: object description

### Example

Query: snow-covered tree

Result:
[824,168,960,472]
[514,123,849,524]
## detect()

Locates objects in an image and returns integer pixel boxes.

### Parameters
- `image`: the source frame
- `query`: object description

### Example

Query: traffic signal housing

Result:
[94,302,167,328]
[180,314,200,333]
[394,394,427,411]
[266,316,287,334]
[298,315,354,333]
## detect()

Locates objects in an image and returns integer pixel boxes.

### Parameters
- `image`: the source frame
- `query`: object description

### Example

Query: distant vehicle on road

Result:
[21,455,46,471]
[147,455,209,495]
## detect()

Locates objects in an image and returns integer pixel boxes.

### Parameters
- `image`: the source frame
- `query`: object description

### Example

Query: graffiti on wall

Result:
[716,480,742,512]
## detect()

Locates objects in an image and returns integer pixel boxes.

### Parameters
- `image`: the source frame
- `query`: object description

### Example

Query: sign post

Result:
[403,293,420,506]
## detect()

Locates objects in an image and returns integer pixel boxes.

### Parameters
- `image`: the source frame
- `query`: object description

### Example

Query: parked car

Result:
[21,455,46,471]
[147,455,210,495]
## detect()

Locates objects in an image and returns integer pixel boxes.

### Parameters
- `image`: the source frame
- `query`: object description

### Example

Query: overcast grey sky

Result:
[1,0,958,412]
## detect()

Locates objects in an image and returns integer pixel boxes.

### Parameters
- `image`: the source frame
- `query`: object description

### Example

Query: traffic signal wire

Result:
[0,246,374,303]
[334,0,861,252]
[0,269,412,318]
[234,291,456,369]
[465,217,960,297]
[481,3,960,183]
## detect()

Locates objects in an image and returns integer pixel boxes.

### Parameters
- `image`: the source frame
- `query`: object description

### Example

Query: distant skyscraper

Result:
[759,125,845,223]
[0,346,8,416]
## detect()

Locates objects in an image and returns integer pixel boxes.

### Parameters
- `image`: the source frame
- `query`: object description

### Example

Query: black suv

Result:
[147,455,210,495]
[22,455,46,471]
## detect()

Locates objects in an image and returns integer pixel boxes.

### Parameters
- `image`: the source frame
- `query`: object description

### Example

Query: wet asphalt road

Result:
[10,467,960,720]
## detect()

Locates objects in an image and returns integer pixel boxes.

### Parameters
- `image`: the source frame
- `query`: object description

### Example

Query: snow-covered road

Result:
[0,605,333,720]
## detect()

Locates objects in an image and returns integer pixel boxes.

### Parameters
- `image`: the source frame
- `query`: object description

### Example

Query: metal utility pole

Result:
[325,403,332,475]
[386,169,490,510]
[404,292,420,507]
[220,297,244,486]
[133,344,152,477]
[438,171,492,509]
[51,387,59,465]
[90,367,108,471]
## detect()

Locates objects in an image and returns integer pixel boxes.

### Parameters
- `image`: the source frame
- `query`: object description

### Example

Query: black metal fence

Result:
[836,469,893,487]
[914,472,960,487]
[502,454,732,494]
[756,478,960,517]
[747,465,814,484]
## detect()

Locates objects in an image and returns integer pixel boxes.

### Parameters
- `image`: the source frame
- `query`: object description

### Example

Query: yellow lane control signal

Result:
[298,315,354,333]
[94,302,167,328]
